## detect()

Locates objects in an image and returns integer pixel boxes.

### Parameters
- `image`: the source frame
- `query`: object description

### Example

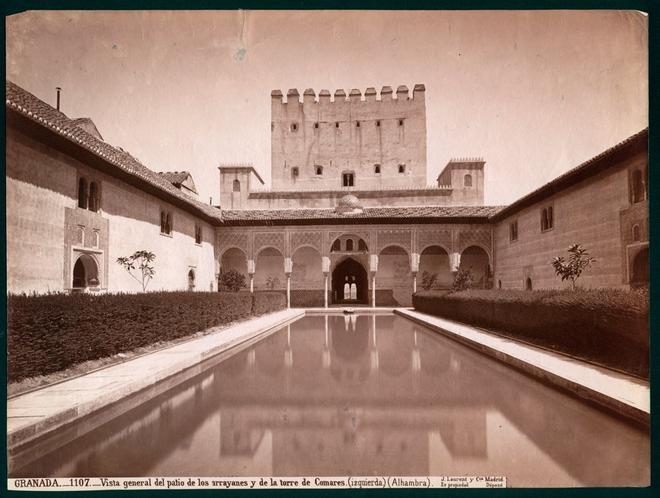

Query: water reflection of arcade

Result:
[12,314,649,485]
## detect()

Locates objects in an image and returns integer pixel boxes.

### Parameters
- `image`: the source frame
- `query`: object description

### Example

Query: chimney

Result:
[56,87,62,111]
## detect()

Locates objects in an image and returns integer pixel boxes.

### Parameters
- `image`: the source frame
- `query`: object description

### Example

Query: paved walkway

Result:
[395,309,649,425]
[7,308,304,449]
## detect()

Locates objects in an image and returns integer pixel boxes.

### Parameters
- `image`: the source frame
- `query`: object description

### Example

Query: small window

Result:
[92,230,100,248]
[314,122,319,129]
[376,120,381,127]
[346,239,354,251]
[631,169,646,203]
[161,210,172,235]
[525,277,533,291]
[356,121,360,128]
[89,182,100,212]
[632,224,641,242]
[398,119,404,126]
[541,206,554,231]
[398,164,406,174]
[335,122,340,129]
[188,269,196,291]
[290,123,298,132]
[315,165,323,176]
[195,225,202,245]
[342,172,354,187]
[498,280,502,289]
[292,167,299,178]
[464,174,473,187]
[77,225,85,245]
[358,239,367,251]
[509,220,518,242]
[271,122,274,131]
[374,164,381,174]
[232,179,241,192]
[78,177,88,209]
[331,239,341,252]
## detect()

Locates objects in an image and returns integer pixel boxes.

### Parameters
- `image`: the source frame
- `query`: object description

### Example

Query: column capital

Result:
[369,254,379,273]
[247,259,255,274]
[322,256,331,273]
[284,257,293,274]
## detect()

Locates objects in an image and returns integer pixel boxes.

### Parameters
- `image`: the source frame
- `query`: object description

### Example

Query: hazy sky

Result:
[6,10,647,205]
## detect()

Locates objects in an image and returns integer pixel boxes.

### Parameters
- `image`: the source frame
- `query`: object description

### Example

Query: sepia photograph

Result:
[4,8,650,490]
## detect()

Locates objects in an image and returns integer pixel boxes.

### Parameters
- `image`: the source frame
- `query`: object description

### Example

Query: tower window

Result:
[398,164,406,174]
[464,174,473,187]
[160,210,172,235]
[374,164,381,174]
[398,119,404,126]
[342,172,355,187]
[335,122,340,128]
[195,225,202,245]
[233,179,241,192]
[290,123,298,132]
[632,224,641,242]
[356,121,360,128]
[88,182,100,212]
[315,165,323,175]
[376,120,381,127]
[292,167,299,178]
[314,122,319,129]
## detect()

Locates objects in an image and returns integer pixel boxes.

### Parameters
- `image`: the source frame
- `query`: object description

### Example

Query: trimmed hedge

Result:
[252,291,287,315]
[290,290,325,307]
[8,291,286,382]
[413,288,649,378]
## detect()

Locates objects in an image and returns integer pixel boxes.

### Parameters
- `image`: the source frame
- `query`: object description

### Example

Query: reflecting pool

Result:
[10,313,649,486]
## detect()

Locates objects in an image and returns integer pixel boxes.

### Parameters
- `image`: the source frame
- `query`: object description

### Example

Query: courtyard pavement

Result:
[7,308,304,449]
[396,308,649,426]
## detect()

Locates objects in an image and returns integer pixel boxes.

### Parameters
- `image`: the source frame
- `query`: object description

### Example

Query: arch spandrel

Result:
[327,230,371,254]
[416,229,452,255]
[376,229,412,254]
[290,230,323,255]
[217,231,250,255]
[253,231,286,258]
[458,230,492,260]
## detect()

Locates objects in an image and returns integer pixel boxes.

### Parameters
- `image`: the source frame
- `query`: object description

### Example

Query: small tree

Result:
[116,250,156,292]
[219,270,246,292]
[265,275,280,291]
[551,243,596,290]
[421,271,438,291]
[452,269,473,291]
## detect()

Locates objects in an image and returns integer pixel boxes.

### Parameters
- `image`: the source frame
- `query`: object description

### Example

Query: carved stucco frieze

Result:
[416,229,453,254]
[254,231,286,257]
[377,229,412,253]
[290,230,323,255]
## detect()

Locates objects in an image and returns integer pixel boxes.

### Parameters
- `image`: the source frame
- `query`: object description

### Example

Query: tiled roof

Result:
[490,127,648,221]
[159,171,191,185]
[223,205,504,224]
[6,81,222,223]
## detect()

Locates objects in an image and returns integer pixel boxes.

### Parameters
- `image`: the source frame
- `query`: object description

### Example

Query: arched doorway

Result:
[332,257,368,305]
[419,245,452,290]
[72,254,99,290]
[460,246,491,289]
[188,269,196,291]
[631,247,648,287]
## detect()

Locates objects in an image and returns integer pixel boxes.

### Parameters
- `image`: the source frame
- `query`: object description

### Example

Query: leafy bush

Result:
[452,269,473,291]
[252,291,287,315]
[421,271,438,291]
[7,291,258,382]
[413,288,649,378]
[551,244,596,290]
[219,270,247,292]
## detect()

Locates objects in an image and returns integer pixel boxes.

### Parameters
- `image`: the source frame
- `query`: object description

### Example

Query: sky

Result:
[6,10,648,205]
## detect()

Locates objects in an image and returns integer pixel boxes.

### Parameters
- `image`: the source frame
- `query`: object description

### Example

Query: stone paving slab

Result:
[395,309,649,426]
[7,308,304,449]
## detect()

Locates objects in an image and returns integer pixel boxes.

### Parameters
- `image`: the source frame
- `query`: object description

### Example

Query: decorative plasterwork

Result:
[290,230,323,255]
[254,231,286,256]
[377,229,412,253]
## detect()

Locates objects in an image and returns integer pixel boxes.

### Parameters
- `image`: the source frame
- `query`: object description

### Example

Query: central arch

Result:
[331,257,368,305]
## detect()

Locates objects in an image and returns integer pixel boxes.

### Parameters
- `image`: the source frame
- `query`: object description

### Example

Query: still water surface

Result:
[11,314,648,486]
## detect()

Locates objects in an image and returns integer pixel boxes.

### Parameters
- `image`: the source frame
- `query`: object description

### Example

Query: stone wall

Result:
[270,85,427,191]
[492,150,648,290]
[6,127,216,294]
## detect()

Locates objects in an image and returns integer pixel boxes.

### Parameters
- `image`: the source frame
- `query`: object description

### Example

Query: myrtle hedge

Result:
[413,288,649,378]
[8,291,286,382]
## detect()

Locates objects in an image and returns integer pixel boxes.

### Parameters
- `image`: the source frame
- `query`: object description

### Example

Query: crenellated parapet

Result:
[271,84,425,104]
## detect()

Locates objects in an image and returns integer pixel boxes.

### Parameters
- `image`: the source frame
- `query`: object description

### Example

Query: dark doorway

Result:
[631,248,648,286]
[332,257,368,305]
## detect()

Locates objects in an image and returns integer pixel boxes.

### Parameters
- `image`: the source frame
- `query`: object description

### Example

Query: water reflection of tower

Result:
[330,315,371,385]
